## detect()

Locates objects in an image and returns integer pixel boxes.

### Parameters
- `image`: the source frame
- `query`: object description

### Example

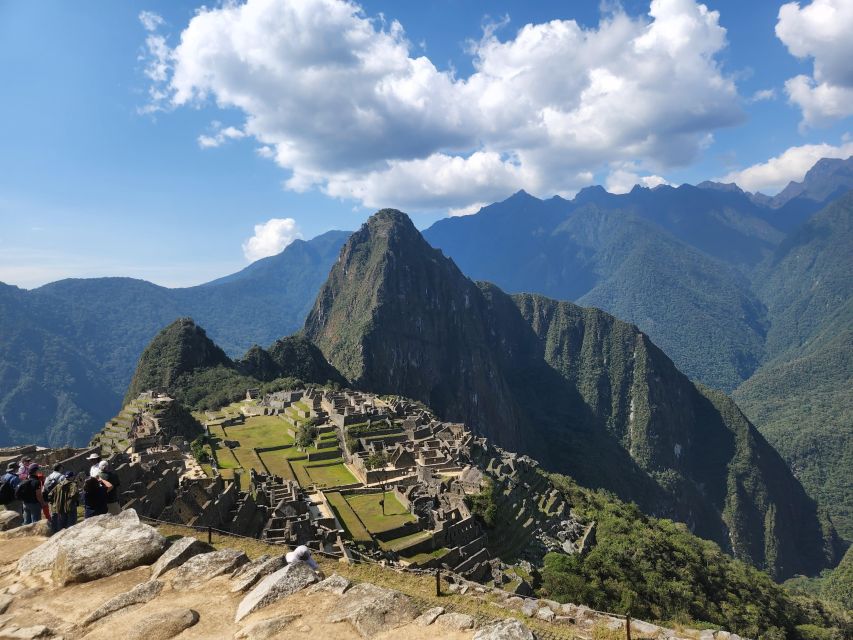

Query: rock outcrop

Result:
[326,583,417,638]
[83,579,164,626]
[125,608,199,640]
[235,561,318,622]
[17,510,167,585]
[149,536,212,579]
[169,549,249,589]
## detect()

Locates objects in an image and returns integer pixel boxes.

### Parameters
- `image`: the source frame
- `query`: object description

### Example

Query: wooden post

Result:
[435,570,441,597]
[626,614,632,640]
[207,526,212,545]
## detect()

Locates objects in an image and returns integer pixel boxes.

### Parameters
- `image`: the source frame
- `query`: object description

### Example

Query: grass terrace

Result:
[326,491,372,544]
[345,491,416,533]
[304,462,358,487]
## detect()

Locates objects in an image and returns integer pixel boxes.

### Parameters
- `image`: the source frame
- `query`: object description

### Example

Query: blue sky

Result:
[1,0,851,288]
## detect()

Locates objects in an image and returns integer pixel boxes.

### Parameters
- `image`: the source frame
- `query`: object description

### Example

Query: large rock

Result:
[306,573,351,596]
[169,549,249,589]
[0,520,51,540]
[473,619,536,640]
[229,555,287,594]
[436,612,476,630]
[414,607,444,626]
[0,511,22,532]
[17,510,167,585]
[150,536,212,579]
[234,614,300,640]
[0,624,51,639]
[83,580,164,626]
[125,608,199,640]
[326,583,416,638]
[235,561,318,622]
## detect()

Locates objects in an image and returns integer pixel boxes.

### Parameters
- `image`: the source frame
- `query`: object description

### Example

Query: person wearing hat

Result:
[285,545,324,578]
[16,463,47,525]
[98,460,121,515]
[17,457,32,479]
[87,453,102,479]
[0,461,22,515]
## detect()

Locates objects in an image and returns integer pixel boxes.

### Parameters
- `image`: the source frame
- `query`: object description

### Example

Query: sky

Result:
[1,0,851,288]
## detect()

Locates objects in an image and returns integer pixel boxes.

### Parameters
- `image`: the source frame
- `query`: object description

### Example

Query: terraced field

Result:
[346,491,416,533]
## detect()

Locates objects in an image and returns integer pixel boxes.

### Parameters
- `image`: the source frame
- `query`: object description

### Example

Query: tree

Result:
[295,422,318,449]
[365,450,390,515]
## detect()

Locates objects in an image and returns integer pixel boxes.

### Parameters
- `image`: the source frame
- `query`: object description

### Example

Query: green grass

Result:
[326,491,372,543]
[345,491,415,533]
[401,547,450,564]
[305,462,358,488]
[221,415,294,449]
[381,530,432,552]
[256,451,296,481]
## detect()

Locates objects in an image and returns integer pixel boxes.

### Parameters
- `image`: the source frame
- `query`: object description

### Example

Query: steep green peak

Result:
[363,208,419,238]
[124,317,232,403]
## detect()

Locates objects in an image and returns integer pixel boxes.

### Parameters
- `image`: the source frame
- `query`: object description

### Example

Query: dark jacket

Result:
[82,479,108,517]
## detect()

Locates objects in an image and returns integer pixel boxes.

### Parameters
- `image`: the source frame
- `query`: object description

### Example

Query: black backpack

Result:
[14,478,37,503]
[0,476,15,505]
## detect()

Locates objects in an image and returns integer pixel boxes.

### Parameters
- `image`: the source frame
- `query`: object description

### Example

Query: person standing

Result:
[51,471,79,530]
[87,453,102,478]
[81,475,111,518]
[98,461,121,515]
[0,462,21,515]
[43,463,64,502]
[15,464,47,524]
[17,457,32,478]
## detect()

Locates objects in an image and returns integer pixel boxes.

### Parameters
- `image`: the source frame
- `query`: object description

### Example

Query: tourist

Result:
[81,474,111,518]
[15,464,47,524]
[87,453,102,478]
[285,545,324,578]
[43,463,64,502]
[0,462,22,515]
[50,471,79,531]
[98,460,121,515]
[17,457,32,479]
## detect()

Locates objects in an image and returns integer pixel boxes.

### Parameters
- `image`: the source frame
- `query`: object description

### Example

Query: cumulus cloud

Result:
[749,88,777,103]
[142,0,743,212]
[718,139,853,194]
[139,10,164,32]
[605,164,671,193]
[776,0,853,127]
[242,218,303,262]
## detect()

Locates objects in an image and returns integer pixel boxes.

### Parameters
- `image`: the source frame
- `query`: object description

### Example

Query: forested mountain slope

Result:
[303,208,841,580]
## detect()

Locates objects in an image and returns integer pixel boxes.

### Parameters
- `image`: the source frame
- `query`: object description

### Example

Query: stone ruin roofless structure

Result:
[70,387,593,592]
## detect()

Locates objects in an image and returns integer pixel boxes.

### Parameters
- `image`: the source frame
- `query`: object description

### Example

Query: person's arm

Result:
[99,478,113,491]
[36,485,46,507]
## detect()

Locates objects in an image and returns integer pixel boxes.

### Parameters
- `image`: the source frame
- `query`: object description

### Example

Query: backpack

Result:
[43,475,60,500]
[0,475,15,505]
[52,479,78,514]
[14,478,37,503]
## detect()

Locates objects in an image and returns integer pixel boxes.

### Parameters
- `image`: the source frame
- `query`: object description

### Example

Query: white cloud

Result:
[448,202,487,217]
[143,0,742,212]
[605,164,671,194]
[718,139,853,194]
[749,88,777,103]
[242,218,303,262]
[776,0,853,127]
[198,124,247,149]
[139,11,164,32]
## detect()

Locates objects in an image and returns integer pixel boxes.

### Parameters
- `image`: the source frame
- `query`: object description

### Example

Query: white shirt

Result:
[89,463,101,478]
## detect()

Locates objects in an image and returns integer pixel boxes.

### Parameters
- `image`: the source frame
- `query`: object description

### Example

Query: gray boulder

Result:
[17,510,167,585]
[235,561,318,622]
[306,573,352,596]
[414,607,444,626]
[233,555,270,580]
[229,555,287,594]
[536,607,555,622]
[326,583,416,638]
[150,537,212,579]
[125,608,199,640]
[521,600,538,617]
[83,580,164,626]
[0,624,51,639]
[436,612,476,630]
[0,510,22,531]
[234,614,300,640]
[0,520,51,540]
[473,619,536,640]
[169,549,249,589]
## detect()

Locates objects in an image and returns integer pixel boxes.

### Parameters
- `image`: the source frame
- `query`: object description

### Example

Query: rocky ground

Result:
[0,509,734,640]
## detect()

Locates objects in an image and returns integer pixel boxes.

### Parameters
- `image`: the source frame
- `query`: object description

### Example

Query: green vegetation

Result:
[294,422,318,448]
[304,462,357,488]
[539,474,850,640]
[326,491,372,544]
[465,478,498,527]
[784,546,853,611]
[345,491,415,533]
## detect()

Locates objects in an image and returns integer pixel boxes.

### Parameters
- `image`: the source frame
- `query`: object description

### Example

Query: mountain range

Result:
[1,156,850,541]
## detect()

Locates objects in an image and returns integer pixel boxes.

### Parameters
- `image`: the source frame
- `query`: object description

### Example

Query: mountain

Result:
[0,231,348,446]
[304,209,840,580]
[734,192,853,538]
[125,318,345,412]
[424,190,770,392]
